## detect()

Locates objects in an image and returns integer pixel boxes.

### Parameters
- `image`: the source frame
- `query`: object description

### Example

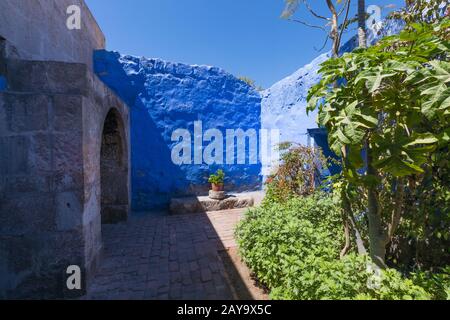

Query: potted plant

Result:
[208,169,225,192]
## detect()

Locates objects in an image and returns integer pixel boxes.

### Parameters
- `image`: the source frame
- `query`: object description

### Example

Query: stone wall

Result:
[0,0,104,69]
[0,58,130,299]
[94,51,262,211]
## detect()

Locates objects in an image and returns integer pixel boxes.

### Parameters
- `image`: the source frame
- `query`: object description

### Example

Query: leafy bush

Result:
[271,254,430,300]
[356,268,431,300]
[265,143,328,203]
[411,267,450,300]
[236,193,343,291]
[270,254,369,300]
[236,193,439,300]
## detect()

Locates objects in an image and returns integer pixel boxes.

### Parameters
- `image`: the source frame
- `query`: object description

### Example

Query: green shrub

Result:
[236,192,344,296]
[264,143,328,203]
[356,268,431,300]
[411,267,450,300]
[270,254,369,300]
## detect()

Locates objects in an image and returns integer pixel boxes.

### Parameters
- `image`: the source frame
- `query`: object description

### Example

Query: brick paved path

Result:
[85,209,246,300]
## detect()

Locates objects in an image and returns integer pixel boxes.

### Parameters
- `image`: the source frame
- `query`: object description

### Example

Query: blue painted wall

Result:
[0,76,6,92]
[94,51,262,211]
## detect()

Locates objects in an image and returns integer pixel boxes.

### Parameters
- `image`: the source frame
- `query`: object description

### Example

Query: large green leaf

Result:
[429,60,450,83]
[356,67,396,93]
[403,133,438,147]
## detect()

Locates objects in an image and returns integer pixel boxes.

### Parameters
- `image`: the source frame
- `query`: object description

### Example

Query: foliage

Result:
[264,143,328,203]
[389,174,450,270]
[235,4,449,302]
[238,76,255,87]
[390,0,449,25]
[238,76,264,91]
[236,193,434,300]
[355,268,431,300]
[270,253,370,300]
[411,267,450,300]
[236,192,343,292]
[307,18,450,265]
[208,169,225,185]
[308,19,449,177]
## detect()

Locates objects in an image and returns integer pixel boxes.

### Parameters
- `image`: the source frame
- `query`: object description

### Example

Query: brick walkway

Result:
[85,209,247,300]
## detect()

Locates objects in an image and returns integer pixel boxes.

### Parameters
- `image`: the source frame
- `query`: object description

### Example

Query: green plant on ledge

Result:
[208,169,225,191]
[208,169,225,185]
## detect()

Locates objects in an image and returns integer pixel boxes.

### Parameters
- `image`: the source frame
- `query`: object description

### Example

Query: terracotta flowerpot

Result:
[211,183,224,192]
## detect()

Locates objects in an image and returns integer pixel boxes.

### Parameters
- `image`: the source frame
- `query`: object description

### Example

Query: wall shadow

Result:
[94,50,263,213]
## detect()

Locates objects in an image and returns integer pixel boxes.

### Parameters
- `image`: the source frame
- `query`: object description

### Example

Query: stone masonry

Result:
[0,55,130,299]
[0,1,130,299]
[0,0,104,69]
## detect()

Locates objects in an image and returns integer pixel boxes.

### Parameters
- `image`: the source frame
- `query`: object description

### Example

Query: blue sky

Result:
[86,0,404,88]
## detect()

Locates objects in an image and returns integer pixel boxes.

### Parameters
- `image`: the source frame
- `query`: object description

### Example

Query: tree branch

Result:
[314,35,330,52]
[337,0,352,50]
[302,0,330,20]
[337,0,351,17]
[287,18,328,31]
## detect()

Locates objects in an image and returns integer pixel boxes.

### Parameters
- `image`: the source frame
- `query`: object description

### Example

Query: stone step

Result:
[170,192,259,215]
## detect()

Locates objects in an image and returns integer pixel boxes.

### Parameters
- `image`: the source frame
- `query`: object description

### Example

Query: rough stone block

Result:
[0,135,29,175]
[3,93,49,132]
[53,95,83,132]
[29,133,52,174]
[6,60,88,95]
[0,193,56,235]
[53,132,83,173]
[2,175,52,194]
[53,169,84,193]
[55,191,83,232]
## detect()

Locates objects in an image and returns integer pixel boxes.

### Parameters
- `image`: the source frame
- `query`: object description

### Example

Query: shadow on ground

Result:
[85,208,268,300]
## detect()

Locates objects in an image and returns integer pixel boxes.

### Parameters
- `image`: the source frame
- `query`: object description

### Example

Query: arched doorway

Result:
[100,108,129,224]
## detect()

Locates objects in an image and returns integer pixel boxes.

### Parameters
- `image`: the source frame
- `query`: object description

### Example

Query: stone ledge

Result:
[170,193,255,215]
[5,59,88,95]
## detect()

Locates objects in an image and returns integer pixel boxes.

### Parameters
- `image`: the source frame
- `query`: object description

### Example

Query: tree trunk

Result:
[326,0,340,58]
[349,214,368,255]
[340,206,351,259]
[388,178,405,242]
[366,146,387,268]
[358,0,367,48]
